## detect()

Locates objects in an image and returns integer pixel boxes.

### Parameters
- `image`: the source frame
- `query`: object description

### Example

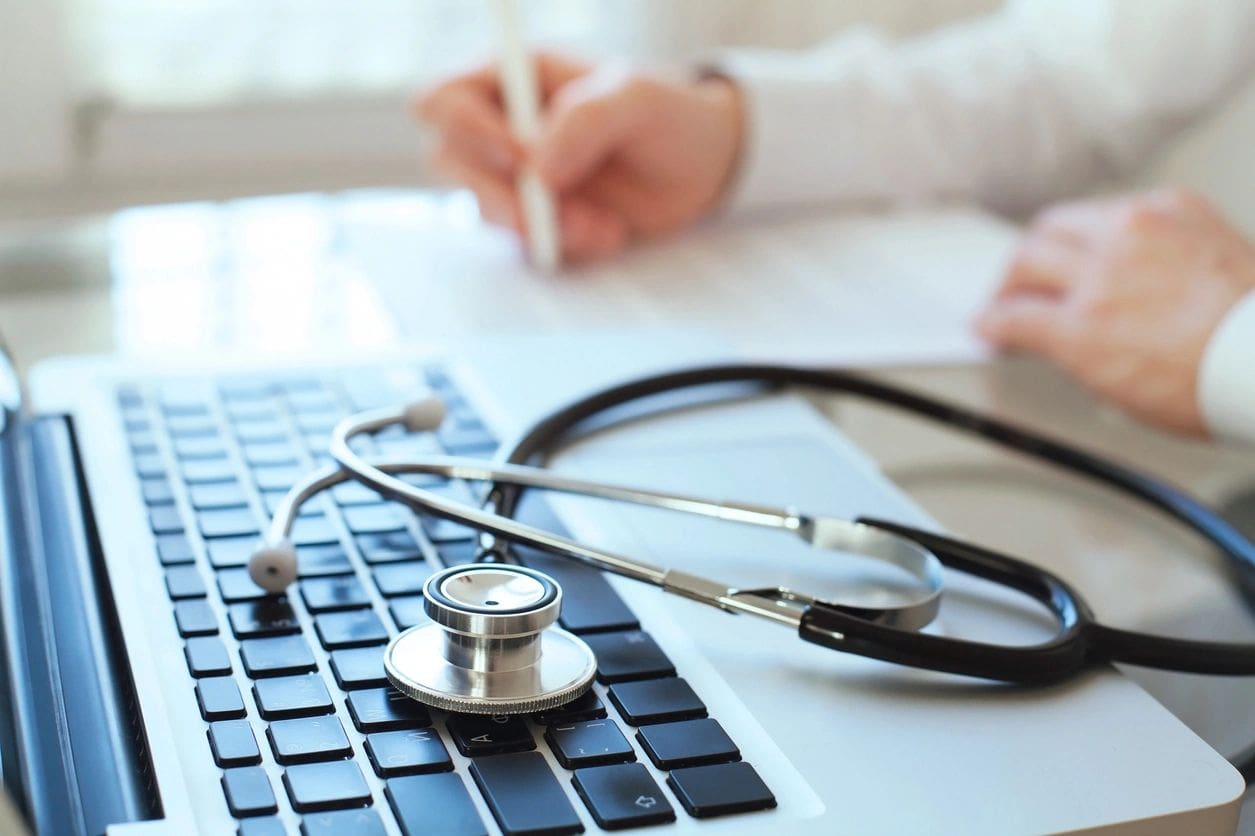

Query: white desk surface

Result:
[4,189,1255,831]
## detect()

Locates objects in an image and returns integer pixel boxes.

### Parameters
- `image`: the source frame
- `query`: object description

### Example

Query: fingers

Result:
[431,145,522,232]
[418,68,523,175]
[975,295,1069,360]
[535,67,652,191]
[559,197,629,263]
[995,229,1088,302]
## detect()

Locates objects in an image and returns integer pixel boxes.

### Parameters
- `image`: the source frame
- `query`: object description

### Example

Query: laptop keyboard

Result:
[115,364,777,834]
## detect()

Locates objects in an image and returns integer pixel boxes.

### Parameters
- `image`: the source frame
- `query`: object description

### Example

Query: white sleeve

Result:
[1199,291,1255,446]
[716,0,1255,217]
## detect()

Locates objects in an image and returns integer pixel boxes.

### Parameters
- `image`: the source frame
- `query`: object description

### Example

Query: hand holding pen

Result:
[418,48,744,266]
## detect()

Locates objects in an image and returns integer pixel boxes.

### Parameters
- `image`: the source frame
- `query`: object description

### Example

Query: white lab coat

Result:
[718,0,1255,444]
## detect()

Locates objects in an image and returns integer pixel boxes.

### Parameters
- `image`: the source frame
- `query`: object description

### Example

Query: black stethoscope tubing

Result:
[479,364,1255,684]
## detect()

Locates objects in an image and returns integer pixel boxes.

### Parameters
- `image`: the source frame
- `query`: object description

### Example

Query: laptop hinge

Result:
[0,415,160,835]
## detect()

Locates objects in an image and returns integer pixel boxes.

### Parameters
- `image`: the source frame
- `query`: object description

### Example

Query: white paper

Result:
[343,190,1019,366]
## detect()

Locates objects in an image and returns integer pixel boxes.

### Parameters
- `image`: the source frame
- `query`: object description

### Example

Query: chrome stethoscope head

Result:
[247,392,946,712]
[384,564,596,714]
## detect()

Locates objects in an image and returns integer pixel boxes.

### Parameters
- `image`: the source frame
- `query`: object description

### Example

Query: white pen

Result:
[492,0,561,272]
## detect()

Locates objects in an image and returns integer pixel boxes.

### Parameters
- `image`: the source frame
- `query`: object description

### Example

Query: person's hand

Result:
[417,53,744,263]
[976,189,1255,435]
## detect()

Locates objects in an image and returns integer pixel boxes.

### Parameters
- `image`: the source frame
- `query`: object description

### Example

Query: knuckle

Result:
[1161,186,1207,211]
[1034,200,1087,232]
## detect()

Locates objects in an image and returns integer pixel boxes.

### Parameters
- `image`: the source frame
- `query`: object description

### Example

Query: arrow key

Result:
[572,763,676,830]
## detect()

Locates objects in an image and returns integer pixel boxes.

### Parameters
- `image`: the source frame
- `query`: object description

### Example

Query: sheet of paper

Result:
[341,190,1019,366]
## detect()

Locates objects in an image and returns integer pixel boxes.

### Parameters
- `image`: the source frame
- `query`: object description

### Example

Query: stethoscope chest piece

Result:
[384,564,597,714]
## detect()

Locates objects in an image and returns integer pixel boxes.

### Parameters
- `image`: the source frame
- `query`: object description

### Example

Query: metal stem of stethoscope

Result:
[251,402,945,634]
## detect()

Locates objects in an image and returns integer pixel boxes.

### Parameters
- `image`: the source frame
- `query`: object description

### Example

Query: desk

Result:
[5,190,1255,830]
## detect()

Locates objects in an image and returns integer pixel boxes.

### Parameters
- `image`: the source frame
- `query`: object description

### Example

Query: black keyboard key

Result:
[301,575,371,612]
[132,452,166,479]
[174,599,218,636]
[329,646,387,690]
[166,413,218,437]
[182,458,237,484]
[300,808,386,836]
[608,678,706,725]
[222,766,278,817]
[238,816,286,836]
[469,752,583,836]
[141,477,174,505]
[155,532,196,565]
[207,535,257,569]
[217,567,268,602]
[185,636,232,677]
[291,516,340,547]
[228,599,300,638]
[149,504,184,535]
[235,419,288,445]
[165,565,207,600]
[667,761,776,818]
[371,561,432,597]
[447,715,534,757]
[583,631,674,683]
[342,505,405,535]
[534,690,607,725]
[365,728,451,777]
[174,436,227,460]
[242,441,299,468]
[435,540,479,566]
[209,719,262,767]
[129,430,158,453]
[346,688,431,732]
[421,517,477,544]
[356,531,423,564]
[189,481,249,510]
[240,635,317,678]
[386,773,486,836]
[267,716,352,764]
[388,596,428,630]
[287,388,339,413]
[512,553,637,634]
[297,544,354,577]
[545,719,635,769]
[196,676,246,720]
[572,763,676,830]
[263,489,324,518]
[314,610,388,649]
[254,465,304,492]
[636,718,739,769]
[200,508,260,539]
[333,481,384,507]
[282,761,371,813]
[439,422,498,455]
[253,674,334,720]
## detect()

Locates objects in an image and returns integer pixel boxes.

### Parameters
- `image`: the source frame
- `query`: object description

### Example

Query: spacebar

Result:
[470,753,584,835]
[510,497,639,634]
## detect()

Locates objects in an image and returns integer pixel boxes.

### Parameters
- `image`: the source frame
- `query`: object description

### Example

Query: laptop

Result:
[2,329,1244,835]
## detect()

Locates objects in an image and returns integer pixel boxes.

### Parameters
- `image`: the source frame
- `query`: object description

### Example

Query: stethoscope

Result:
[246,364,1255,718]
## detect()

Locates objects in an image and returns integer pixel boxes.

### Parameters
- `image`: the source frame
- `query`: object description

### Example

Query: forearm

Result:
[717,0,1255,217]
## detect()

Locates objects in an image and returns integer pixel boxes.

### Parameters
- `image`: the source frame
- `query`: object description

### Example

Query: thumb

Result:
[974,296,1068,358]
[534,67,647,190]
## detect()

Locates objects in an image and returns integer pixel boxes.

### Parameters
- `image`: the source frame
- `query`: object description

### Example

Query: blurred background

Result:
[1,0,1252,367]
[0,0,998,222]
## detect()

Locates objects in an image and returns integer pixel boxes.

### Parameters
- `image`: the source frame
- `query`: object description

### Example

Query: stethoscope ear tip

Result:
[248,539,298,593]
[403,395,447,433]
